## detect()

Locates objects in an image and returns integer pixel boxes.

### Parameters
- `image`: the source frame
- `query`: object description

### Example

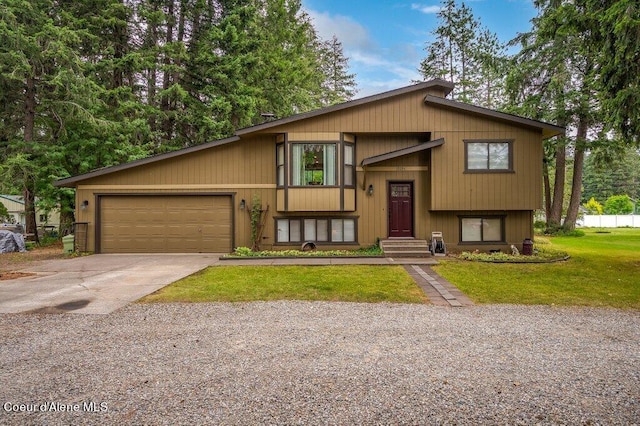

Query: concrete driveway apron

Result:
[0,254,219,314]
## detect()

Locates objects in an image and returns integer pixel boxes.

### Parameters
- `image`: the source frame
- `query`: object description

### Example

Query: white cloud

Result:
[307,8,424,99]
[307,10,372,50]
[411,3,441,14]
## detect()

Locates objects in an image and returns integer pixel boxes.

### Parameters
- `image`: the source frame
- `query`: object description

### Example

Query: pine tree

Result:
[419,0,504,107]
[319,35,357,106]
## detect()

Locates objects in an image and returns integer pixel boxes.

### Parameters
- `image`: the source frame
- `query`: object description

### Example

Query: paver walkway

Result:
[403,264,474,307]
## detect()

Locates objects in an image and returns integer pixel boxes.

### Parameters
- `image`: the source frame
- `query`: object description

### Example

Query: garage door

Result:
[99,195,232,253]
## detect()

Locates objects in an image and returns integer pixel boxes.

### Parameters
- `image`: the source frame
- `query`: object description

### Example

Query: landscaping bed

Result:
[222,245,384,259]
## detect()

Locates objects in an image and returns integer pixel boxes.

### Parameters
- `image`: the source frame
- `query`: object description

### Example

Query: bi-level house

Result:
[55,80,564,254]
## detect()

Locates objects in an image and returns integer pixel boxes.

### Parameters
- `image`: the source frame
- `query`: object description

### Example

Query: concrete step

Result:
[383,250,431,258]
[380,239,431,258]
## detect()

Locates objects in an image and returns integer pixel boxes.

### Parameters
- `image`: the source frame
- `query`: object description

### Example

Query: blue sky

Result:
[302,0,539,98]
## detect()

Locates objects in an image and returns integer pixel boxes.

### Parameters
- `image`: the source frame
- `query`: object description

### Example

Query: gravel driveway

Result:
[1,302,638,425]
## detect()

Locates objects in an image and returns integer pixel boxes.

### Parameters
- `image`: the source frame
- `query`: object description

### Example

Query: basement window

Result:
[276,217,356,243]
[460,217,505,243]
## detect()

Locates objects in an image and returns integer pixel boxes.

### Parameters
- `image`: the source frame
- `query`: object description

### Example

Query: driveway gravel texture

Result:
[1,302,638,425]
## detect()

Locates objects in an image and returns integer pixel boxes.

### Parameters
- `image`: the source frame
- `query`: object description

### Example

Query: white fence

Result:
[580,215,640,228]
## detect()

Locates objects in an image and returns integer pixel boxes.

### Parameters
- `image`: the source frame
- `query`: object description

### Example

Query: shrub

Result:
[533,220,547,230]
[604,195,634,215]
[0,203,12,223]
[583,197,604,215]
[229,245,383,257]
[459,245,568,263]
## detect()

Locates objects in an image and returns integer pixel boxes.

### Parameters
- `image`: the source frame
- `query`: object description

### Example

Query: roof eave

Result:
[424,95,565,139]
[361,138,445,166]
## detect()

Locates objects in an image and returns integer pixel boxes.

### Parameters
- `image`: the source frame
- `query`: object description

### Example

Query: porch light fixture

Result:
[80,200,89,210]
[367,184,374,196]
[239,199,246,210]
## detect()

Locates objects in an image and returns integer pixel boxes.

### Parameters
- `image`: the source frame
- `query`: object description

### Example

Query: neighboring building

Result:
[0,194,60,229]
[55,80,564,254]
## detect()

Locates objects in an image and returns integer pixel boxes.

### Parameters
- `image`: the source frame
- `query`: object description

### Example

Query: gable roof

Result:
[55,79,564,187]
[0,194,24,205]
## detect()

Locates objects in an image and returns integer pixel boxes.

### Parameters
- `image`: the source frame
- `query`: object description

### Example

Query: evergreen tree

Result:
[319,35,357,106]
[419,0,506,107]
[589,0,640,145]
[506,0,601,231]
[582,148,640,204]
[1,0,356,230]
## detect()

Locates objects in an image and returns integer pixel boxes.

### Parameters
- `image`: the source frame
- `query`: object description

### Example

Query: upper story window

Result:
[292,143,336,186]
[276,143,285,187]
[465,140,513,172]
[344,143,355,187]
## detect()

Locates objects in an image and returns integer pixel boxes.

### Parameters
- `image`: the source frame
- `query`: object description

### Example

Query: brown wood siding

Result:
[75,135,277,252]
[261,91,542,213]
[78,186,276,253]
[430,127,542,211]
[80,135,275,186]
[429,210,534,252]
[287,188,341,211]
[70,87,544,253]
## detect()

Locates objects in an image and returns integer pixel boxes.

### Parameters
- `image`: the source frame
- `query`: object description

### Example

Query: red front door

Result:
[388,182,413,238]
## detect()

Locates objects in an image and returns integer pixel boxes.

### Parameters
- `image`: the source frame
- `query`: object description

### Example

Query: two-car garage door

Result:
[99,195,232,253]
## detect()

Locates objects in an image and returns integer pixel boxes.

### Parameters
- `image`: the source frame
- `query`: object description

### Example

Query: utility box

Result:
[522,238,534,256]
[62,234,75,254]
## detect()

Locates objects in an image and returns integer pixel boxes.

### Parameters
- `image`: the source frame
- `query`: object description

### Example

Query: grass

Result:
[141,265,428,304]
[433,228,640,309]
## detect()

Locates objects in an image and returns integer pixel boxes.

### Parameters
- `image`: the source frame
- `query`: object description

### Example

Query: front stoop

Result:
[380,239,431,258]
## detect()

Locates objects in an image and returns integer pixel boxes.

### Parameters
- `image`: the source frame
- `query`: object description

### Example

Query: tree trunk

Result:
[547,141,566,231]
[543,158,552,221]
[24,75,39,244]
[161,0,175,143]
[563,118,588,230]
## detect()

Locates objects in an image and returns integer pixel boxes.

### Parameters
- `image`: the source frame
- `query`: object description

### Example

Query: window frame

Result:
[464,139,514,173]
[290,143,338,187]
[274,217,358,244]
[458,215,506,244]
[276,142,285,187]
[343,142,355,188]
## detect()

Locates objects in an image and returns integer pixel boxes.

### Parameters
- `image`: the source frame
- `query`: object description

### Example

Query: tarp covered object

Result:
[0,230,27,253]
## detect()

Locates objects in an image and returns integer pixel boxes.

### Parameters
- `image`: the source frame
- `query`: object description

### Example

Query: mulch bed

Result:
[0,271,35,281]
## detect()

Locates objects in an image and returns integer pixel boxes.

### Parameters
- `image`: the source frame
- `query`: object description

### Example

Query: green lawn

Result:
[433,228,640,309]
[141,265,428,304]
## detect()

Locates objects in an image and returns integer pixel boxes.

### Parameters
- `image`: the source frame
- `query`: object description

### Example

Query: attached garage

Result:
[96,194,233,253]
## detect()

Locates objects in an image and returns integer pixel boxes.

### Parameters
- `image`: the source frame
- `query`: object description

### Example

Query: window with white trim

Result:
[460,217,504,242]
[276,217,356,243]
